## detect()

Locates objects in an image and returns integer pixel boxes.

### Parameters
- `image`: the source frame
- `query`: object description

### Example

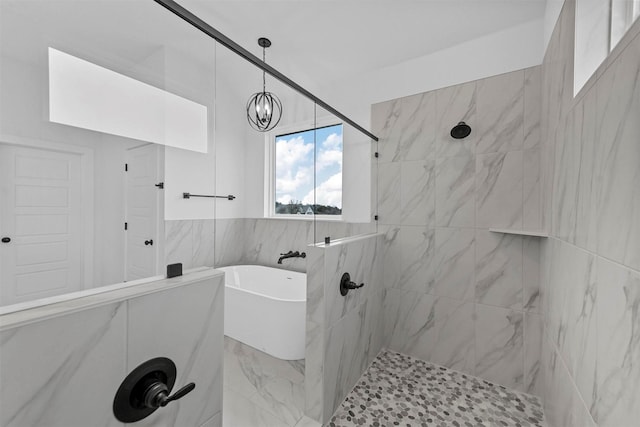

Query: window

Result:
[574,0,640,96]
[271,123,343,217]
[611,0,640,50]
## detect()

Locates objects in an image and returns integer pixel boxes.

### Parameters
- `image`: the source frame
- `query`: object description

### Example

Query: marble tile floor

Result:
[224,338,546,427]
[223,336,321,427]
[329,350,547,427]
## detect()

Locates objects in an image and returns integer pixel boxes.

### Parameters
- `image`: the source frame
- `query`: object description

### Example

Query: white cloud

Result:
[276,194,295,204]
[317,149,342,171]
[302,172,342,208]
[322,133,342,150]
[276,165,313,193]
[275,136,313,193]
[315,133,343,172]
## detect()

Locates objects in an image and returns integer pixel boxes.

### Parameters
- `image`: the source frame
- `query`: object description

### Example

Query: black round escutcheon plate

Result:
[113,357,177,423]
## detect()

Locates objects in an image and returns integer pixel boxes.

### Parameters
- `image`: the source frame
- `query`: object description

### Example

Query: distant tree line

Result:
[275,200,341,215]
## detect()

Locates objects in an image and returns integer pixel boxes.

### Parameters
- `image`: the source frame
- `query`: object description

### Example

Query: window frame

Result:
[265,118,344,220]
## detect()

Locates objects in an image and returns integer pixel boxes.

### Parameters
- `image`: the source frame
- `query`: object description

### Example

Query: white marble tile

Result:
[524,313,542,397]
[214,218,245,267]
[304,318,324,421]
[543,333,597,427]
[0,303,126,427]
[223,388,289,427]
[476,150,524,229]
[224,336,264,398]
[435,81,477,158]
[127,277,224,427]
[435,155,475,227]
[200,411,222,427]
[165,220,194,268]
[523,148,542,231]
[430,227,475,301]
[551,102,580,243]
[397,226,434,294]
[596,257,640,426]
[546,239,597,417]
[372,91,436,162]
[476,70,524,154]
[475,230,523,310]
[324,234,381,328]
[524,66,542,150]
[193,219,215,268]
[595,32,640,271]
[306,246,325,326]
[475,304,524,391]
[323,299,373,421]
[294,415,322,427]
[400,160,435,226]
[366,289,386,368]
[384,289,475,375]
[380,225,401,289]
[544,339,579,427]
[574,88,598,253]
[377,162,402,225]
[523,237,541,313]
[243,219,310,272]
[247,358,305,425]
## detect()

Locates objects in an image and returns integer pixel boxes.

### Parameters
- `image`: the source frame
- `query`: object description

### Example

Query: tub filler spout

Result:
[277,250,306,264]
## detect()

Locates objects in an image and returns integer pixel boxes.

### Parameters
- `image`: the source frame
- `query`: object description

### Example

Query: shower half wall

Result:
[0,269,224,427]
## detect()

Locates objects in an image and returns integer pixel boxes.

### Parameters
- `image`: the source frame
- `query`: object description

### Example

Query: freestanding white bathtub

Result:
[218,265,306,361]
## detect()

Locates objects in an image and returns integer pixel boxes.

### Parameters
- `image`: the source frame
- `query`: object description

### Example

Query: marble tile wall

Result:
[540,2,640,427]
[372,65,543,395]
[304,233,384,423]
[0,273,225,427]
[212,218,375,273]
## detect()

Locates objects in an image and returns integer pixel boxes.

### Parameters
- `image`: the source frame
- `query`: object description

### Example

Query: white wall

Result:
[320,18,546,128]
[162,47,217,220]
[545,1,567,52]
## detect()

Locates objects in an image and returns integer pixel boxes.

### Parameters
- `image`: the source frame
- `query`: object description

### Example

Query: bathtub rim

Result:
[217,264,306,303]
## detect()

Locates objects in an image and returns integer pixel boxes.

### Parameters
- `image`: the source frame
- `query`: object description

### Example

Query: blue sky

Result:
[275,124,343,209]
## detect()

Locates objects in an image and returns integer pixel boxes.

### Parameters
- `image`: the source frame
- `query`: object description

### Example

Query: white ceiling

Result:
[181,0,548,87]
[1,0,548,115]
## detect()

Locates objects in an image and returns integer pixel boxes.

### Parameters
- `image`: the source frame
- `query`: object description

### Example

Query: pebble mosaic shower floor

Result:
[328,350,547,427]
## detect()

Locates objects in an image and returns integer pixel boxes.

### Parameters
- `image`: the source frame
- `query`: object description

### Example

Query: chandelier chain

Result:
[262,46,266,93]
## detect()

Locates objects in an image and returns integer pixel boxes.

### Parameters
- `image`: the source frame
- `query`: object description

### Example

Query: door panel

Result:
[0,144,84,306]
[125,144,159,281]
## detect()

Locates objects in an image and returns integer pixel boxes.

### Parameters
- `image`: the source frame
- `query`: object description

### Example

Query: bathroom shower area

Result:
[1,0,639,426]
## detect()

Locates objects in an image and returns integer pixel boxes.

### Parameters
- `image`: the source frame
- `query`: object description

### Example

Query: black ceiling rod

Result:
[152,0,379,142]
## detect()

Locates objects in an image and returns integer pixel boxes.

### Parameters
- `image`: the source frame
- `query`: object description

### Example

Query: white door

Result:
[125,144,160,281]
[0,144,84,306]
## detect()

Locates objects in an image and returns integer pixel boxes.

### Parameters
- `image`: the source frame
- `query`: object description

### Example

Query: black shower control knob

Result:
[113,357,196,422]
[142,381,195,408]
[1,237,10,243]
[162,382,196,406]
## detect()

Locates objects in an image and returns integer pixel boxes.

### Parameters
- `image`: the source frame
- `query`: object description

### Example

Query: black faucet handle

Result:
[161,382,196,407]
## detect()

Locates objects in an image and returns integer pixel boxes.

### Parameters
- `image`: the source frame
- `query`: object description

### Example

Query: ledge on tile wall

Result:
[489,228,549,238]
